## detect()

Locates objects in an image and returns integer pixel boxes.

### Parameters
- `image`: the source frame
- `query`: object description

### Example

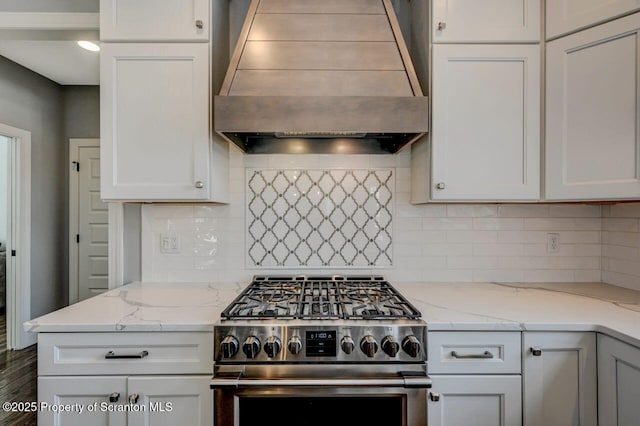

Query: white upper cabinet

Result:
[100,43,214,201]
[546,13,640,201]
[431,44,540,201]
[432,0,540,43]
[100,0,210,42]
[547,0,640,39]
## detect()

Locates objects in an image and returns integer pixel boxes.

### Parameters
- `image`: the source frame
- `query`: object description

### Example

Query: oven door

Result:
[211,365,431,426]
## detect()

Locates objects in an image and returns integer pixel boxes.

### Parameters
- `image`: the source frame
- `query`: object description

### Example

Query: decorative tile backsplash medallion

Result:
[247,169,394,268]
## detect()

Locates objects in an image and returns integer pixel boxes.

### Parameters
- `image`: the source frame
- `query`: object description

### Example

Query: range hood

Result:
[215,0,429,154]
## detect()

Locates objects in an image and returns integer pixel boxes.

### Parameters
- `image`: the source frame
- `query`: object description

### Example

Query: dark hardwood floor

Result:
[0,322,37,426]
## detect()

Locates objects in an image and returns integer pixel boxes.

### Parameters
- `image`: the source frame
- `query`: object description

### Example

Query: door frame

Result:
[0,123,32,350]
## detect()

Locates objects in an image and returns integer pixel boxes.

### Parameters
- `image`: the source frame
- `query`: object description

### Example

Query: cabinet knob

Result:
[530,347,542,356]
[195,20,204,29]
[437,22,446,31]
[195,181,204,189]
[108,392,120,403]
[429,392,440,402]
[435,182,446,190]
[128,393,140,404]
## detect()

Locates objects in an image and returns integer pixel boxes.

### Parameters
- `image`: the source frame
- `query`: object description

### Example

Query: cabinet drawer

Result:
[38,332,213,375]
[428,332,521,374]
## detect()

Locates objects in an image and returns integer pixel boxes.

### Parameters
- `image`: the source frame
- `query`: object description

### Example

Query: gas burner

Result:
[220,275,421,320]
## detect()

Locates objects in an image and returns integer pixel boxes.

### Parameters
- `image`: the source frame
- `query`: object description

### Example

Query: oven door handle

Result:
[210,373,432,389]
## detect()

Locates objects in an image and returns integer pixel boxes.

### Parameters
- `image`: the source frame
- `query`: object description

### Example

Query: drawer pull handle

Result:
[108,392,120,403]
[530,347,542,356]
[195,20,204,29]
[129,393,140,404]
[451,350,494,359]
[429,392,440,402]
[105,350,149,359]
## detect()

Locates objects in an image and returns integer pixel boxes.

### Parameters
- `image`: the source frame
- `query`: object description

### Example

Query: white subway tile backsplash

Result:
[447,205,498,218]
[601,218,639,232]
[447,230,498,243]
[498,204,549,217]
[601,202,640,291]
[473,218,524,230]
[548,204,601,218]
[423,218,473,230]
[524,218,601,231]
[608,203,640,218]
[447,256,498,270]
[139,151,640,287]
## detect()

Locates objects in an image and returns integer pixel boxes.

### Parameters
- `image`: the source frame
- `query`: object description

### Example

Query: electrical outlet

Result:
[547,233,560,253]
[160,234,180,253]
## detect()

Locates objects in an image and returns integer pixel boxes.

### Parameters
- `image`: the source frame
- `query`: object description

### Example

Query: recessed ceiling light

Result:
[77,41,100,52]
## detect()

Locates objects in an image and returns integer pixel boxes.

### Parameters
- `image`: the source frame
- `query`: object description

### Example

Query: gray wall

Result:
[0,0,98,13]
[0,55,66,318]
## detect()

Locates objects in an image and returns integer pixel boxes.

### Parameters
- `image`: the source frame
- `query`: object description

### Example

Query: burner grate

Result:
[221,276,421,320]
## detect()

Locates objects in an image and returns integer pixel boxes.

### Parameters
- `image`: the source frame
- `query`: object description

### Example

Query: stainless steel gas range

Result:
[211,275,431,426]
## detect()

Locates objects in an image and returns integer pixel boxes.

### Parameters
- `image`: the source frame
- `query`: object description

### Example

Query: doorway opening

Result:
[0,123,33,350]
[69,139,108,303]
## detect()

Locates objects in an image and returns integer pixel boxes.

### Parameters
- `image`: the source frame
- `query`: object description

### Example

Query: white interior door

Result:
[70,139,108,303]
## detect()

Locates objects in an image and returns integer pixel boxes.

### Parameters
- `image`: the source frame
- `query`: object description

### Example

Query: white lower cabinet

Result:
[37,332,214,426]
[598,334,640,426]
[523,332,597,426]
[427,331,522,425]
[427,375,522,426]
[38,376,127,426]
[38,376,211,426]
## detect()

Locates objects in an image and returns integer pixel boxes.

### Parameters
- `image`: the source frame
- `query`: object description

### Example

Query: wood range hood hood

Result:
[214,0,429,154]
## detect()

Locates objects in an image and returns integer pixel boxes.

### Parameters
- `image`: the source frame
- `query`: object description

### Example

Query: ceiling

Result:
[0,6,100,86]
[0,39,99,85]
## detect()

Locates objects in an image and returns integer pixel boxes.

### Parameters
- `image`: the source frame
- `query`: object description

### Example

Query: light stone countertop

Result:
[25,281,640,347]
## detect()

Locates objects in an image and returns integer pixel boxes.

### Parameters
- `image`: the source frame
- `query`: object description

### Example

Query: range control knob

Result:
[402,335,422,358]
[360,335,378,358]
[340,336,355,354]
[242,336,261,359]
[220,335,239,359]
[288,335,303,355]
[381,336,400,357]
[264,336,282,358]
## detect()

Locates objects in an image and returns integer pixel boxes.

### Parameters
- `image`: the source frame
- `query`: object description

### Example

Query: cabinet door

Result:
[428,375,522,426]
[127,376,213,426]
[546,14,640,201]
[523,332,597,426]
[100,0,209,42]
[100,43,210,201]
[431,44,540,201]
[38,376,127,426]
[598,334,640,426]
[547,0,640,39]
[432,0,540,43]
